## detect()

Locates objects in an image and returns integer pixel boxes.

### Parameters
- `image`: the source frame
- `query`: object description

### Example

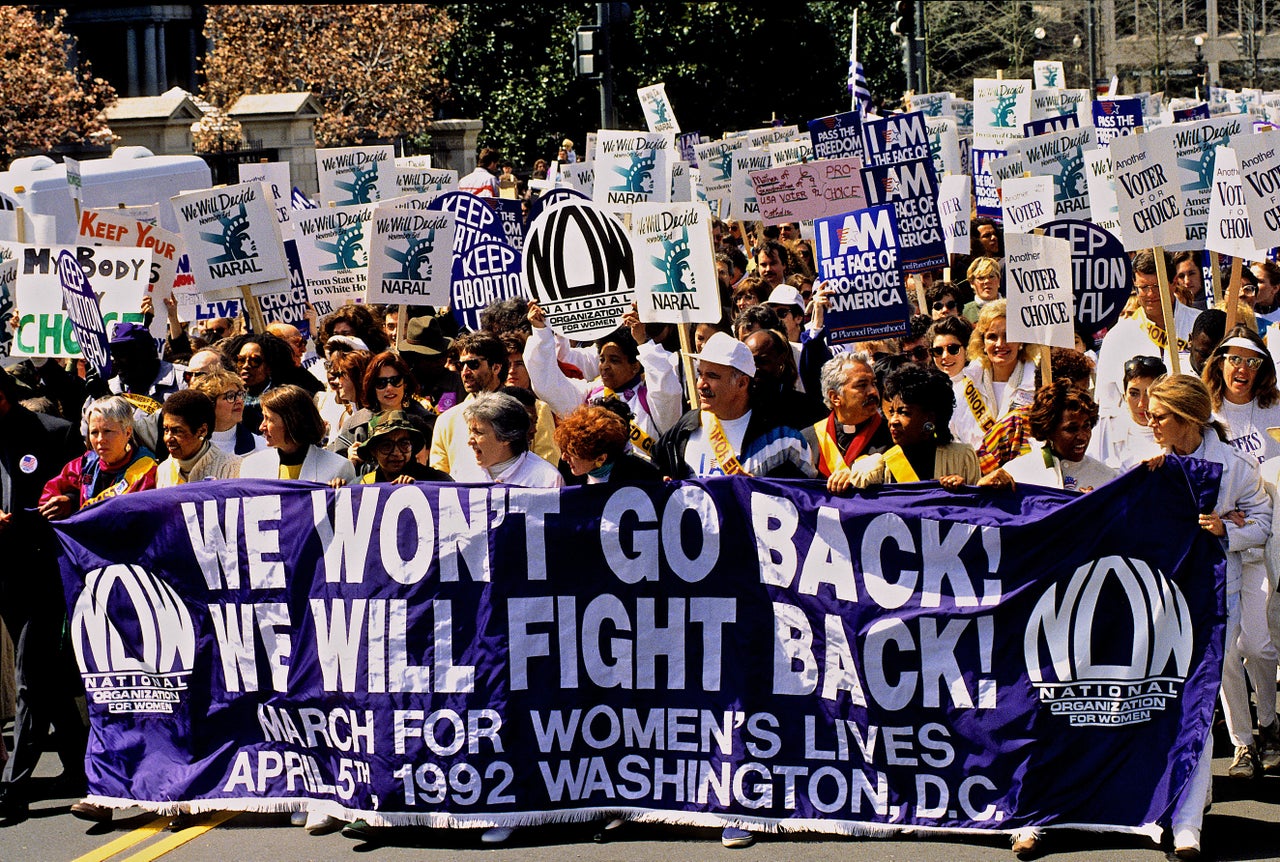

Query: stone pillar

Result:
[126,27,139,97]
[425,119,483,175]
[143,25,158,96]
[157,24,168,92]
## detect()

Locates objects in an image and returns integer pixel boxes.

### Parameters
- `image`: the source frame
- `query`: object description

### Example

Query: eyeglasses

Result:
[1224,354,1265,370]
[932,300,957,312]
[374,374,404,389]
[219,391,246,403]
[1148,410,1175,425]
[1124,356,1167,377]
[236,355,264,368]
[183,370,207,384]
[459,358,485,370]
[373,438,414,455]
[906,346,930,362]
[930,344,963,357]
[205,326,227,338]
[1242,285,1260,297]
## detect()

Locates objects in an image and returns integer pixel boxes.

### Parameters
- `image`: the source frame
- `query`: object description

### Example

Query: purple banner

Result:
[53,468,1224,834]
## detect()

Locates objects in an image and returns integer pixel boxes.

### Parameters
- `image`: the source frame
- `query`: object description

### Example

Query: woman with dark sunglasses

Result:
[926,316,972,382]
[329,352,435,473]
[1203,325,1280,465]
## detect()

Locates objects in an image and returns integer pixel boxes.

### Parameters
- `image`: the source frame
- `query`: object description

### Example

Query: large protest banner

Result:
[53,467,1224,836]
[316,145,397,206]
[814,205,911,343]
[8,245,151,360]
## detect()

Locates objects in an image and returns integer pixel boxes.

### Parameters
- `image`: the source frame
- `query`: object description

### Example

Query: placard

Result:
[593,130,675,207]
[56,249,114,377]
[1148,116,1248,250]
[728,148,770,221]
[939,174,971,256]
[638,83,680,133]
[693,138,748,200]
[926,117,962,178]
[451,241,527,332]
[815,204,910,342]
[1084,148,1123,236]
[1022,126,1098,218]
[78,209,184,343]
[1041,219,1135,338]
[1228,132,1280,252]
[494,198,526,251]
[238,161,292,226]
[973,78,1032,150]
[807,111,864,161]
[1033,60,1066,89]
[522,200,635,340]
[171,182,288,293]
[0,253,15,366]
[1030,88,1090,121]
[292,204,374,315]
[1001,176,1055,234]
[749,157,866,226]
[395,168,459,197]
[315,145,397,206]
[747,126,801,150]
[1024,113,1079,138]
[631,202,719,324]
[972,149,1006,219]
[909,92,953,117]
[1110,132,1185,251]
[861,111,931,168]
[1092,98,1143,146]
[768,139,813,167]
[427,190,509,253]
[366,207,456,306]
[1206,146,1263,258]
[859,159,948,274]
[1004,231,1076,348]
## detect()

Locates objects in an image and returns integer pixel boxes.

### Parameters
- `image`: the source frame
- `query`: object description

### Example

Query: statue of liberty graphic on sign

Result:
[383,230,436,281]
[652,98,671,127]
[1178,139,1218,193]
[1042,66,1061,87]
[707,147,735,184]
[317,222,368,271]
[200,204,258,264]
[651,228,693,293]
[992,90,1018,128]
[1055,150,1086,201]
[334,163,381,205]
[610,150,656,195]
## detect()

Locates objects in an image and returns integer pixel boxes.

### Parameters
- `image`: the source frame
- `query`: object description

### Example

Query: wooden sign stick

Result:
[1152,247,1181,375]
[239,285,267,334]
[396,303,408,353]
[1031,226,1052,383]
[911,272,927,316]
[1208,250,1221,307]
[1225,257,1243,333]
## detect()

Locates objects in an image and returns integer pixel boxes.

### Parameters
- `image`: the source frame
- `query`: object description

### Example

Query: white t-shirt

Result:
[1087,411,1160,471]
[684,411,752,477]
[1095,304,1201,417]
[1217,398,1280,465]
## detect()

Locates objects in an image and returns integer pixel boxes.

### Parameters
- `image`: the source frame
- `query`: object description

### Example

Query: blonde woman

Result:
[950,299,1037,450]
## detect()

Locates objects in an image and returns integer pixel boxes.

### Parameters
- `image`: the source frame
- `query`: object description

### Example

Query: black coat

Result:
[561,451,663,486]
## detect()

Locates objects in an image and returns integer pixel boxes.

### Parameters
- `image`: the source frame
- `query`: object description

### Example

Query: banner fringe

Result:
[74,797,1165,841]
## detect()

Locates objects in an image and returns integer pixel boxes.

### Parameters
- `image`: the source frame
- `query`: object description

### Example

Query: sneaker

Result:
[1258,720,1280,772]
[167,813,198,831]
[1228,744,1259,779]
[0,788,27,825]
[721,826,755,848]
[304,811,344,835]
[70,801,113,822]
[1174,846,1202,861]
[341,819,380,841]
[481,826,515,844]
[1011,831,1043,859]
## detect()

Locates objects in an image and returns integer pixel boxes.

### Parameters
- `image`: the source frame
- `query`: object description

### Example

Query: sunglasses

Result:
[1224,354,1265,370]
[205,326,227,338]
[459,358,485,370]
[1124,356,1167,377]
[373,438,414,454]
[932,300,957,312]
[374,374,404,389]
[1243,285,1260,297]
[236,355,264,368]
[930,344,963,357]
[183,370,207,384]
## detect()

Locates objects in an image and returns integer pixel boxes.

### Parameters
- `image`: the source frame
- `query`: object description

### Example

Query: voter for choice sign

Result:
[1109,132,1185,251]
[1005,232,1076,349]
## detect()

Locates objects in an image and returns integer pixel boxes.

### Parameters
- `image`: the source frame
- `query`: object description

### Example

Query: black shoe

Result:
[0,788,28,825]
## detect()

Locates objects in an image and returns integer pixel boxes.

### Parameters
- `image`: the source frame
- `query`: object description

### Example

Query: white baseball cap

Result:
[693,332,756,377]
[765,284,805,311]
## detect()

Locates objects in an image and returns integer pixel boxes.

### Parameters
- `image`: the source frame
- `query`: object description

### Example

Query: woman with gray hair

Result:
[38,395,158,519]
[464,392,563,487]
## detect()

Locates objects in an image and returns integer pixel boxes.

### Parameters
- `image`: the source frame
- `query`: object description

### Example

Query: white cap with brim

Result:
[765,284,805,310]
[693,332,756,378]
[1218,336,1266,355]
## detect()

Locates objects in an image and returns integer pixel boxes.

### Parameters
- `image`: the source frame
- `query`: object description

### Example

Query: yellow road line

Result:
[71,817,172,862]
[117,811,240,862]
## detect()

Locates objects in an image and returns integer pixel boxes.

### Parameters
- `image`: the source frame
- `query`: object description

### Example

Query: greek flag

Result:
[848,11,872,114]
[290,186,318,211]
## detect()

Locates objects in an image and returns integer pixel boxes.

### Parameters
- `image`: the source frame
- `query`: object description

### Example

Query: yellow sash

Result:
[120,392,163,414]
[85,456,157,506]
[701,410,748,476]
[882,445,920,483]
[1141,314,1190,355]
[601,385,655,456]
[962,376,996,433]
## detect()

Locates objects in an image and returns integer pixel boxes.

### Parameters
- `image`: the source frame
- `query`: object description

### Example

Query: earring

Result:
[924,421,937,439]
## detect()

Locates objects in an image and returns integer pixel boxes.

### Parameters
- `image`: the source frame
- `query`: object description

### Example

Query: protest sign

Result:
[171,182,288,293]
[1174,103,1212,122]
[451,241,526,332]
[1205,146,1263,258]
[1229,132,1280,252]
[1083,148,1123,236]
[1004,232,1075,348]
[973,78,1031,150]
[1109,132,1185,251]
[861,111,931,168]
[1148,116,1248,250]
[257,256,311,338]
[396,168,459,197]
[1033,60,1066,89]
[366,207,456,306]
[638,83,680,133]
[925,117,962,178]
[78,208,184,343]
[562,162,596,196]
[747,126,801,150]
[768,140,812,167]
[814,204,910,342]
[10,245,150,360]
[292,204,374,315]
[677,132,703,165]
[728,148,770,221]
[972,149,1005,219]
[315,145,397,205]
[938,174,971,256]
[953,99,975,135]
[522,199,634,340]
[52,468,1224,834]
[909,91,953,116]
[860,159,947,274]
[593,130,675,207]
[670,160,693,202]
[1023,113,1079,137]
[55,248,113,377]
[749,157,866,226]
[987,152,1027,198]
[1092,98,1143,146]
[0,254,15,366]
[630,202,718,324]
[427,190,509,254]
[238,161,292,226]
[292,187,319,211]
[694,138,748,200]
[1030,88,1090,121]
[1022,126,1097,218]
[1000,176,1055,234]
[64,156,83,205]
[807,111,863,161]
[493,198,526,250]
[1041,219,1135,338]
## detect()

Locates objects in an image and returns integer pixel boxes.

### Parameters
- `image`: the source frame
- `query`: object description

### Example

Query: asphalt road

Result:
[2,747,1280,862]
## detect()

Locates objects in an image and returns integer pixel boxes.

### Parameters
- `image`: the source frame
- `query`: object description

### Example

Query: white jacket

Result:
[239,445,357,484]
[1193,432,1272,598]
[950,359,1037,450]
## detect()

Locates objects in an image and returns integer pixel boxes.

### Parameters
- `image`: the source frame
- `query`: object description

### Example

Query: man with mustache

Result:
[805,353,892,491]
